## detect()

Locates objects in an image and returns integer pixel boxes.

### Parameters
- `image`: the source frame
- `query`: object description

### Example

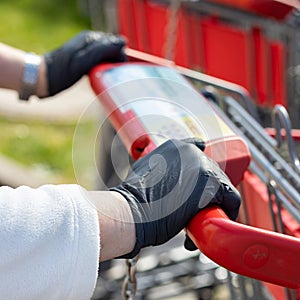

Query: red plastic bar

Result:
[186,206,300,289]
[205,0,298,20]
[270,42,287,107]
[252,27,269,106]
[265,128,300,141]
[200,17,253,93]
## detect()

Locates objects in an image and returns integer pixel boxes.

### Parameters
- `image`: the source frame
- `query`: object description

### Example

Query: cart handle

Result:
[89,59,300,289]
[186,206,300,289]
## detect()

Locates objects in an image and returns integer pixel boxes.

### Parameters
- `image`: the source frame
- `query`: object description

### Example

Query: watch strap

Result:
[19,53,41,101]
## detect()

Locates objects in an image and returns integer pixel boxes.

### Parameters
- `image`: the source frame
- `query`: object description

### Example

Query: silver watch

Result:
[19,53,41,101]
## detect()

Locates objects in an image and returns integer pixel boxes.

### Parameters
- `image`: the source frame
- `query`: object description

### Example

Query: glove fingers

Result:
[83,35,126,71]
[215,184,241,221]
[184,234,198,251]
[181,138,206,152]
[110,49,128,63]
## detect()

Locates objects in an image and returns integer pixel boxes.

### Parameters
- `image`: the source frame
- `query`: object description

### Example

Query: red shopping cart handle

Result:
[186,206,300,289]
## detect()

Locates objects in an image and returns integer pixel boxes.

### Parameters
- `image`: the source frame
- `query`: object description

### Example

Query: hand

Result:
[111,138,241,258]
[44,30,126,97]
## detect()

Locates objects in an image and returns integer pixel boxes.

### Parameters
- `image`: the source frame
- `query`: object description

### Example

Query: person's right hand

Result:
[111,138,241,258]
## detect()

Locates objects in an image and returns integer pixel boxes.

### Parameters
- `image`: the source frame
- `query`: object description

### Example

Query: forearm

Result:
[87,190,136,261]
[0,43,48,97]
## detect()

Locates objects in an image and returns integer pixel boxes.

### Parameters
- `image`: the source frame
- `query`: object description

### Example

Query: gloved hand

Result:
[44,30,126,97]
[110,138,241,258]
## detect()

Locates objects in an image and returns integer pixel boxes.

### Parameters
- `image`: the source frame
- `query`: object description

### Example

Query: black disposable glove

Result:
[110,138,241,258]
[44,30,126,97]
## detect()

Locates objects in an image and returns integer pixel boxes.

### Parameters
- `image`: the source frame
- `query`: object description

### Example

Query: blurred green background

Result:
[0,0,97,187]
[0,0,90,52]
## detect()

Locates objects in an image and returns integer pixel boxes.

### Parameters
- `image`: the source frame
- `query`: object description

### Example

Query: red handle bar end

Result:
[186,206,300,289]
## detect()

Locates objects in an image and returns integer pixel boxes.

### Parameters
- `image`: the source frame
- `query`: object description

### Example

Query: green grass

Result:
[0,117,97,187]
[0,0,91,52]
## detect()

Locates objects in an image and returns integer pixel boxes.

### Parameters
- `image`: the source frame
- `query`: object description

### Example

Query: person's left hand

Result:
[43,30,126,97]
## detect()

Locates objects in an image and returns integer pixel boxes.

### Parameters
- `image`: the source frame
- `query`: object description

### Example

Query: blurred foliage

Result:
[0,117,96,187]
[0,0,91,52]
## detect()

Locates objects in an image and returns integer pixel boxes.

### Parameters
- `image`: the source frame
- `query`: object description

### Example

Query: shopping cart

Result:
[80,1,300,298]
[88,50,300,299]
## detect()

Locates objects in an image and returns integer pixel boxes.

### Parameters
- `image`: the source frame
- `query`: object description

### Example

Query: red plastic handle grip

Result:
[186,206,300,289]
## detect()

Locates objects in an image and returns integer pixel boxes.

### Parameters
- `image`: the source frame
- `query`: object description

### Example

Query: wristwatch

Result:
[19,52,41,101]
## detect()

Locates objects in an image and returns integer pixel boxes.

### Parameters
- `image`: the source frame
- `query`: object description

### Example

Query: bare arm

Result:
[0,32,125,99]
[88,191,136,262]
[0,42,48,97]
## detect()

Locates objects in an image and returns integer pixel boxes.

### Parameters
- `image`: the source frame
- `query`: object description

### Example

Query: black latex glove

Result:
[44,30,126,97]
[110,138,241,258]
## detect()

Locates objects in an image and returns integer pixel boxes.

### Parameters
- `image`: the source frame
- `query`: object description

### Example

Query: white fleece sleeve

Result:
[0,184,100,300]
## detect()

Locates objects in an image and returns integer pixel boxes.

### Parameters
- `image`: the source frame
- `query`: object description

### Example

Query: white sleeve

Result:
[0,184,100,300]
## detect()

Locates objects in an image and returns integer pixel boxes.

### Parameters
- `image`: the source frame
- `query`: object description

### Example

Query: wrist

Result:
[87,191,136,261]
[36,57,48,98]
